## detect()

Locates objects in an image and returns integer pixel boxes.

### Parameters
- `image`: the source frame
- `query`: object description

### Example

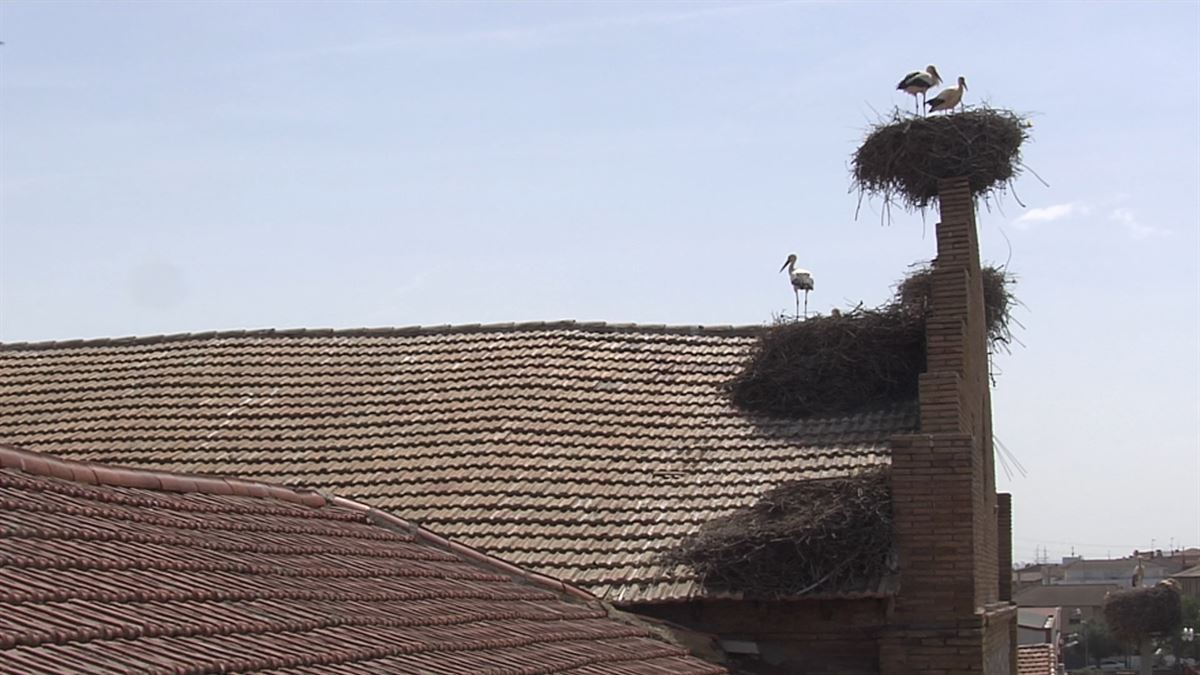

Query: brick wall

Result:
[636,598,888,674]
[998,493,1013,602]
[885,177,1013,674]
[879,604,1015,675]
[890,432,981,621]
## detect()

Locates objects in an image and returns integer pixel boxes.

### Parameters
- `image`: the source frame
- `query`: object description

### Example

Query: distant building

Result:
[1154,548,1200,575]
[1059,558,1168,588]
[1017,606,1062,675]
[1013,584,1120,629]
[1013,563,1063,591]
[1017,607,1061,646]
[1171,564,1200,600]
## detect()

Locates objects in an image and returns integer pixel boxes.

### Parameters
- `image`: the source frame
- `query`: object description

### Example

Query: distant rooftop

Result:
[1173,564,1200,579]
[1014,584,1121,608]
[1063,558,1165,572]
[1017,607,1057,631]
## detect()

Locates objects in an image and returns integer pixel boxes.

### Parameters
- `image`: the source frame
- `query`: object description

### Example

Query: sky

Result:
[1,1,1197,566]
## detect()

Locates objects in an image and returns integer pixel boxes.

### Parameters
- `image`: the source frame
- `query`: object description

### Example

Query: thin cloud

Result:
[1014,202,1088,228]
[1110,208,1168,240]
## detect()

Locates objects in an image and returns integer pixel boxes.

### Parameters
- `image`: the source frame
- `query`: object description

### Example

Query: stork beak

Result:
[779,261,789,273]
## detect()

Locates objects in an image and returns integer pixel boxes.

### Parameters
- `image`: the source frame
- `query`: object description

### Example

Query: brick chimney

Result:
[881,177,1016,674]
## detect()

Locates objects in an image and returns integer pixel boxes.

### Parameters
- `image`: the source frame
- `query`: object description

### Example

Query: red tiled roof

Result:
[0,444,724,674]
[1016,643,1056,675]
[0,322,917,603]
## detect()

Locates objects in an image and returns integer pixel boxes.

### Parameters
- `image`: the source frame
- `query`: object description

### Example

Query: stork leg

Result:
[803,290,809,319]
[794,290,800,321]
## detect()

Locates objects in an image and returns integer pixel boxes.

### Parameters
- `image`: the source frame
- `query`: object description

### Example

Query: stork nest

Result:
[1103,583,1183,642]
[729,307,926,418]
[728,264,1014,418]
[664,468,892,599]
[852,106,1031,211]
[896,264,1016,347]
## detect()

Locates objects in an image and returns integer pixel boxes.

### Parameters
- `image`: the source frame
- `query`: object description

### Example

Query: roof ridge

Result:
[0,320,765,350]
[327,495,597,603]
[0,443,326,508]
[0,443,601,604]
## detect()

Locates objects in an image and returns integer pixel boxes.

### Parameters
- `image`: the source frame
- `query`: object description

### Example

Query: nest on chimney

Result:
[895,264,1016,347]
[663,467,892,599]
[1103,582,1183,642]
[852,106,1031,211]
[727,264,1015,418]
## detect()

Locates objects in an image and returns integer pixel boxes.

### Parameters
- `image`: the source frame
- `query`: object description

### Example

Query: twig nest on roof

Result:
[729,264,1015,418]
[728,309,926,418]
[664,468,892,599]
[1103,582,1183,642]
[853,106,1030,210]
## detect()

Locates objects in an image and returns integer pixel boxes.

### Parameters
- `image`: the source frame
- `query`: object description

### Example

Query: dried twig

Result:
[664,468,893,598]
[852,106,1031,214]
[728,265,1016,418]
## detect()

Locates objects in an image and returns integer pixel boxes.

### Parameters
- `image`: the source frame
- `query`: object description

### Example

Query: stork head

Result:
[926,65,942,85]
[779,253,797,273]
[958,76,968,90]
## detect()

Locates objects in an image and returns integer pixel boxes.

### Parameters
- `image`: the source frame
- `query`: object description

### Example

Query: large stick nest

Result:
[728,264,1014,418]
[728,307,925,418]
[896,264,1016,347]
[664,468,892,599]
[853,106,1030,210]
[1103,582,1183,642]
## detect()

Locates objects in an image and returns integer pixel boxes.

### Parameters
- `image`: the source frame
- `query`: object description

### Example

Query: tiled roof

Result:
[1017,607,1055,630]
[1016,643,1056,675]
[1173,564,1200,578]
[0,322,917,604]
[1014,584,1120,608]
[0,444,724,674]
[1063,558,1164,572]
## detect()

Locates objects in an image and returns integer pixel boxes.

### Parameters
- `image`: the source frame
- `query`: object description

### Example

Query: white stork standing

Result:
[896,65,942,115]
[926,76,968,114]
[779,253,814,319]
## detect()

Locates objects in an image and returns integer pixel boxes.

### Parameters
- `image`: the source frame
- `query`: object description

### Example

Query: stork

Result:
[926,76,968,114]
[896,65,942,115]
[779,253,814,319]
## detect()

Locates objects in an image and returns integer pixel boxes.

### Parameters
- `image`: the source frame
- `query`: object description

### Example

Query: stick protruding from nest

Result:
[727,264,1015,418]
[852,106,1031,212]
[663,468,893,599]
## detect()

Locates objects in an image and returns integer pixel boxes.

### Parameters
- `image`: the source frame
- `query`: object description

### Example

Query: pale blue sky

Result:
[1,1,1198,564]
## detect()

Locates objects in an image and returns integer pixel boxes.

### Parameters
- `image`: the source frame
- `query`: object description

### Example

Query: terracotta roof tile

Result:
[1016,643,1056,675]
[0,445,723,674]
[0,323,916,603]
